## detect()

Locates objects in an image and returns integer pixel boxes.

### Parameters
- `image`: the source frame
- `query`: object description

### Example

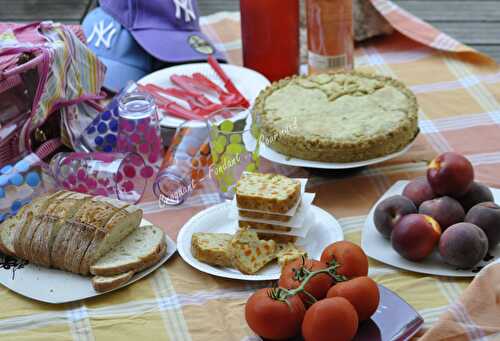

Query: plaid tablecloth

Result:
[2,2,500,340]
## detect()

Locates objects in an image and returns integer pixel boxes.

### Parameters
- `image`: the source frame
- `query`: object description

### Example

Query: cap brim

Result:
[130,29,226,63]
[99,56,149,92]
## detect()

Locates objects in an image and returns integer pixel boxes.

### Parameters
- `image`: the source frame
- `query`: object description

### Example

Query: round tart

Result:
[253,71,419,162]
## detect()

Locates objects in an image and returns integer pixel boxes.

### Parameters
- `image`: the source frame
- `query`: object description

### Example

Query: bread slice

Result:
[239,209,292,222]
[0,213,24,256]
[229,230,277,274]
[238,220,292,232]
[90,225,165,276]
[79,205,142,275]
[92,271,134,292]
[191,232,233,267]
[236,173,300,213]
[63,197,130,274]
[29,192,90,267]
[257,233,297,244]
[276,243,307,268]
[13,191,66,260]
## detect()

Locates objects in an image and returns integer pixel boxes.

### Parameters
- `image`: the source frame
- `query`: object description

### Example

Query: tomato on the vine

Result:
[245,288,305,340]
[278,258,333,305]
[302,297,359,341]
[320,241,369,279]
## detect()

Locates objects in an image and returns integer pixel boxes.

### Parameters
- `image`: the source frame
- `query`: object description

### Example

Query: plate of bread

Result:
[0,190,176,303]
[177,173,344,281]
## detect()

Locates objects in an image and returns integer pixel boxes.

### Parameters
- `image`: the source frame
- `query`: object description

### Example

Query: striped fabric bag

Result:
[0,22,105,167]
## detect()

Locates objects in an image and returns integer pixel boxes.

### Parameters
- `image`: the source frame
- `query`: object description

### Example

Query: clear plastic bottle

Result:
[306,0,354,74]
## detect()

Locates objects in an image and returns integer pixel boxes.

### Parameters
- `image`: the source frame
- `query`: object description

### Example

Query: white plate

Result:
[138,63,270,128]
[362,181,500,277]
[177,202,344,281]
[0,219,177,304]
[256,139,416,169]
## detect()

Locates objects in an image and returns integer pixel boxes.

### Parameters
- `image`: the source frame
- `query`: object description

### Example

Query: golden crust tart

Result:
[253,71,419,162]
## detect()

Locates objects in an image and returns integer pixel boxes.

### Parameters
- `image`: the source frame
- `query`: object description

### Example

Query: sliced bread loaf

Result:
[63,197,130,274]
[236,173,301,213]
[0,213,25,256]
[29,192,90,267]
[238,220,292,232]
[229,230,277,274]
[92,271,134,292]
[79,205,142,275]
[90,225,165,276]
[191,232,233,268]
[13,191,66,260]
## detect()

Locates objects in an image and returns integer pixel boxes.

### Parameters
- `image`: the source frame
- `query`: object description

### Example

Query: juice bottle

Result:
[307,0,354,74]
[240,0,300,82]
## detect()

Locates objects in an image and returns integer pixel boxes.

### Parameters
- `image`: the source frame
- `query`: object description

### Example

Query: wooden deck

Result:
[0,0,499,61]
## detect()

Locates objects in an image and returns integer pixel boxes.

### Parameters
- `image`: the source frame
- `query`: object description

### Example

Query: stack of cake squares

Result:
[233,173,315,244]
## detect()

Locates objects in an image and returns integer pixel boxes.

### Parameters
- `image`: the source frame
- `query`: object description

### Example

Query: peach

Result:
[465,202,500,249]
[373,195,417,239]
[418,196,465,231]
[457,182,494,212]
[427,152,474,197]
[391,214,441,262]
[439,222,488,269]
[402,176,436,207]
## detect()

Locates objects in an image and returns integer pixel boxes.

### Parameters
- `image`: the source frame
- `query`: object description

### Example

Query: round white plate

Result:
[256,138,416,169]
[0,219,177,304]
[362,180,500,277]
[177,202,344,281]
[138,63,270,128]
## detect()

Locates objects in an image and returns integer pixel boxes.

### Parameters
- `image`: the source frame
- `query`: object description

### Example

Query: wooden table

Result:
[0,0,498,62]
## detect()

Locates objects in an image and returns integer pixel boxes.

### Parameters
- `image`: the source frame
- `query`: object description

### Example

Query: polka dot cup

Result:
[0,154,45,223]
[80,107,119,152]
[206,108,261,199]
[116,91,163,180]
[49,152,147,204]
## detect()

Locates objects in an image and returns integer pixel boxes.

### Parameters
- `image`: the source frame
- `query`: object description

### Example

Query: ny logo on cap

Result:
[87,20,117,49]
[172,0,196,22]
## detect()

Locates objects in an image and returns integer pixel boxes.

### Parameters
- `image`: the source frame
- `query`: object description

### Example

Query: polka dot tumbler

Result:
[49,152,147,204]
[116,91,163,180]
[81,108,119,152]
[207,108,261,199]
[0,154,45,223]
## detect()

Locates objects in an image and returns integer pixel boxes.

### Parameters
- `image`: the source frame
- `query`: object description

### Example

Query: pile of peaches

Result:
[374,152,498,269]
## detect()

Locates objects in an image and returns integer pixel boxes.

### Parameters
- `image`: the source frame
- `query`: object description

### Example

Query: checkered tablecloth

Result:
[2,2,500,339]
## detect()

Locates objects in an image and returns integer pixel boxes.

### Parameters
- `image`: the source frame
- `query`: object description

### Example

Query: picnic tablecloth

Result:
[2,2,500,340]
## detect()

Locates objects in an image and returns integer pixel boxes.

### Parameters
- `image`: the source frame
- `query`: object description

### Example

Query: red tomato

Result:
[302,297,359,341]
[327,276,380,321]
[320,241,369,279]
[278,258,333,305]
[245,288,305,340]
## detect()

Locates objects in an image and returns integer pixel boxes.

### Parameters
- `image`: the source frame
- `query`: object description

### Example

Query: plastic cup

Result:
[0,154,45,223]
[206,107,260,199]
[49,152,147,204]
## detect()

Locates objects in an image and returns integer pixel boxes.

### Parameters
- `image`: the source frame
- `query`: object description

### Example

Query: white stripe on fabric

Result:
[214,39,242,52]
[356,48,432,66]
[199,11,240,25]
[371,0,397,15]
[410,72,500,94]
[449,302,487,341]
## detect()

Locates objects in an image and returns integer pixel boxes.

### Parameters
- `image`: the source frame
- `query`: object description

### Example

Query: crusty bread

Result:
[90,225,165,276]
[79,205,142,275]
[30,192,90,267]
[191,232,233,267]
[0,214,22,256]
[239,209,292,222]
[238,220,292,232]
[92,271,134,292]
[276,243,307,268]
[63,197,129,274]
[236,173,300,213]
[229,230,277,274]
[13,191,67,261]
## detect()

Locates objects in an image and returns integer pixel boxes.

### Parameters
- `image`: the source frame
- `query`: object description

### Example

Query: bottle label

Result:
[308,51,348,71]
